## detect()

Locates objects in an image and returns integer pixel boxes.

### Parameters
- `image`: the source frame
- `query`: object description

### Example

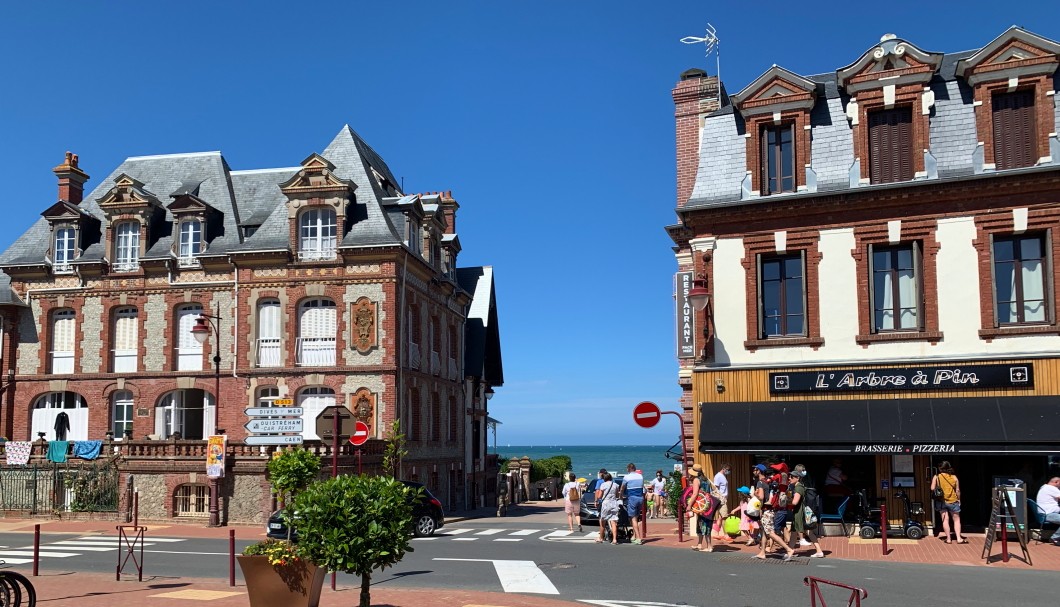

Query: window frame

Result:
[111,390,134,440]
[113,220,140,272]
[867,106,914,184]
[177,219,203,264]
[112,306,139,373]
[991,89,1038,171]
[760,122,796,196]
[53,225,77,273]
[50,309,77,374]
[757,251,807,339]
[868,242,924,333]
[298,208,337,261]
[990,232,1053,326]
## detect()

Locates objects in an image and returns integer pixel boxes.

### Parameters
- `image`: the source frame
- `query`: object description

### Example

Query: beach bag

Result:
[568,485,579,502]
[804,505,818,527]
[723,515,741,537]
[746,496,762,518]
[804,486,821,516]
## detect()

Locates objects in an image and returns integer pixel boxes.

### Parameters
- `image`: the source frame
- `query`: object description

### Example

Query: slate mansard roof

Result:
[0,125,408,270]
[684,27,1060,211]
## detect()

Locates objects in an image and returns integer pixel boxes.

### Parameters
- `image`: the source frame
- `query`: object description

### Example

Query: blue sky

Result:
[2,2,1058,446]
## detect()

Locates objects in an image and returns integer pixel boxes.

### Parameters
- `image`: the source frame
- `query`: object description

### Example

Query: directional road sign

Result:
[272,398,294,406]
[244,435,304,446]
[245,407,304,417]
[633,401,661,428]
[244,418,304,434]
[349,421,370,446]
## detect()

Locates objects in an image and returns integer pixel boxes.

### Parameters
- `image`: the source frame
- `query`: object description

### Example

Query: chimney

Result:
[53,152,90,204]
[673,69,720,208]
[439,190,458,235]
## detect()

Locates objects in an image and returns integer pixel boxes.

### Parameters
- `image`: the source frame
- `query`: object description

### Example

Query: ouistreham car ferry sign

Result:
[770,363,1032,394]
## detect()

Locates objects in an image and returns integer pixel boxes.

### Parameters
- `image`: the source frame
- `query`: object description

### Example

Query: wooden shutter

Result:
[869,108,913,183]
[993,90,1036,170]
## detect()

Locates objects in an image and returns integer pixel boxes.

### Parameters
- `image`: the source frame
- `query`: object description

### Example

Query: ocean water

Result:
[496,445,683,481]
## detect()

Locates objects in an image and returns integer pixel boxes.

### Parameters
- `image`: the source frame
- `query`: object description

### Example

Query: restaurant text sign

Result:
[770,363,1032,394]
[676,272,695,359]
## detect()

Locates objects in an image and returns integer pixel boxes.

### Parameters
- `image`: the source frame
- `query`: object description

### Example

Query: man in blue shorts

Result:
[621,463,645,545]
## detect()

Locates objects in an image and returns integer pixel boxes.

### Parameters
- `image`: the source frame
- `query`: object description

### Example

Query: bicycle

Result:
[0,560,36,607]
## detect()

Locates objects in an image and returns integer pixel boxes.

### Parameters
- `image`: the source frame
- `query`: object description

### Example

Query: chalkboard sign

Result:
[981,487,1032,565]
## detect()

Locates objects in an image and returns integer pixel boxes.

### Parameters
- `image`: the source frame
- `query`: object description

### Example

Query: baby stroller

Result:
[603,497,634,543]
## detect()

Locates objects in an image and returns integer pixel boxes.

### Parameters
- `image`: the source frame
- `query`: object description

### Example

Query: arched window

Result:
[256,299,281,367]
[297,386,335,440]
[31,391,88,441]
[297,299,336,366]
[112,307,139,372]
[113,221,140,272]
[50,309,76,374]
[178,219,203,265]
[156,389,214,440]
[175,304,204,371]
[111,390,134,439]
[298,208,337,261]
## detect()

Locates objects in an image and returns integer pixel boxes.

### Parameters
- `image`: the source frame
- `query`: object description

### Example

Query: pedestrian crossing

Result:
[0,535,186,565]
[415,528,600,543]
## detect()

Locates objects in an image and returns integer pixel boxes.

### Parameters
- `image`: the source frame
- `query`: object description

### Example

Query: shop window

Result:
[298,208,336,261]
[761,123,795,195]
[759,253,806,338]
[174,484,209,517]
[992,90,1037,171]
[993,234,1049,325]
[868,107,913,184]
[871,244,922,332]
[111,390,134,439]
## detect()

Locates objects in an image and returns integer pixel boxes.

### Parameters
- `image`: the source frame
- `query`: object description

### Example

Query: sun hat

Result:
[688,463,703,476]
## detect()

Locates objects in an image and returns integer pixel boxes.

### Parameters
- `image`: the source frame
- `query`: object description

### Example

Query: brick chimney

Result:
[673,69,721,208]
[52,151,90,204]
[439,190,458,235]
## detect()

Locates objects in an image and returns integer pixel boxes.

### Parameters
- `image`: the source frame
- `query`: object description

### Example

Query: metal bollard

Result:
[33,524,40,576]
[640,499,647,539]
[229,530,235,587]
[880,503,887,555]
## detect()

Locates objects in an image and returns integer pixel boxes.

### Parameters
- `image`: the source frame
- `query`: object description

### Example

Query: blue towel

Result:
[72,440,102,460]
[47,440,69,463]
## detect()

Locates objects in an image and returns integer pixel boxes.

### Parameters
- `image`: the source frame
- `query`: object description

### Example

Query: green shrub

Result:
[267,448,322,507]
[530,456,572,482]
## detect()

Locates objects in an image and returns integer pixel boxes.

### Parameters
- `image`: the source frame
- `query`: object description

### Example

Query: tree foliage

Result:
[291,475,414,607]
[530,456,572,482]
[382,420,408,477]
[267,448,322,507]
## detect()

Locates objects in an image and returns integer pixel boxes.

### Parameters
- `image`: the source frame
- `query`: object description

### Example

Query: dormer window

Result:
[114,221,140,272]
[299,208,336,261]
[53,226,76,274]
[992,90,1037,170]
[178,219,203,267]
[761,124,796,195]
[407,217,422,256]
[868,106,914,184]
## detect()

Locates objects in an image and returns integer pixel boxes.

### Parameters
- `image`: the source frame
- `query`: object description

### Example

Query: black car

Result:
[578,475,624,523]
[266,479,445,540]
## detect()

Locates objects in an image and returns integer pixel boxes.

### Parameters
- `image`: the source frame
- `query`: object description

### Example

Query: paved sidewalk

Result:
[4,499,1059,606]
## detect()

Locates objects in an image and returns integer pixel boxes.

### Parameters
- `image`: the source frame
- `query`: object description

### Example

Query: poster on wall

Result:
[206,435,226,478]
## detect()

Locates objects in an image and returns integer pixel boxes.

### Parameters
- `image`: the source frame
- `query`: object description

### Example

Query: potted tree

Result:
[290,474,416,607]
[239,448,324,607]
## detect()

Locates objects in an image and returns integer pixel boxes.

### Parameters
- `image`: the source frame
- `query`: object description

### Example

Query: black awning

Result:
[699,395,1060,454]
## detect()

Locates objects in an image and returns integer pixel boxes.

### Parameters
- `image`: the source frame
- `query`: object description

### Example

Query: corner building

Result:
[668,27,1060,529]
[0,125,503,522]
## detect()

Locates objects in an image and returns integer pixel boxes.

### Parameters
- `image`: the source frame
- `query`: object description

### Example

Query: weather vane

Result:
[681,24,721,84]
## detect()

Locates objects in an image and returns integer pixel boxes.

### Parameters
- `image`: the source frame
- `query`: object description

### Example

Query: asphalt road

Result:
[2,519,1053,606]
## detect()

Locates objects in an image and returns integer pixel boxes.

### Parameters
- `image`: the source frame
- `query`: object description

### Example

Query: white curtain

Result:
[1022,257,1045,322]
[176,305,204,371]
[257,300,281,367]
[113,308,138,372]
[298,388,335,440]
[298,300,336,365]
[51,310,76,374]
[30,393,88,441]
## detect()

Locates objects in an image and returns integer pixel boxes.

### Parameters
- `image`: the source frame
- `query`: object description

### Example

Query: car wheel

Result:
[414,514,437,537]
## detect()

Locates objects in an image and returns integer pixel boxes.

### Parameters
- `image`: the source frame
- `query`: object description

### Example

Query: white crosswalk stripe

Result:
[0,536,187,562]
[474,529,505,536]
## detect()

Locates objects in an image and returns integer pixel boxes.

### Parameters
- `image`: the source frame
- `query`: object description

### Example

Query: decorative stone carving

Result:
[351,297,377,353]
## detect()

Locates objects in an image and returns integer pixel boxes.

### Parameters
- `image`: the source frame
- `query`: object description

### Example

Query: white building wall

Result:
[709,215,1060,368]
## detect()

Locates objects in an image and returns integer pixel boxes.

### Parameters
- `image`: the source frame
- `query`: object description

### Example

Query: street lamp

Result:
[190,301,222,528]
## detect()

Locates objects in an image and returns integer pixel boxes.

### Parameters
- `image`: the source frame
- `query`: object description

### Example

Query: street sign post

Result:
[245,407,304,417]
[633,401,661,428]
[245,435,304,446]
[315,406,357,439]
[244,418,304,434]
[350,421,370,446]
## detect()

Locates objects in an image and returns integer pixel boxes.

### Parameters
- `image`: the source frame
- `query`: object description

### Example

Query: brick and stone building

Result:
[0,125,503,523]
[669,27,1060,529]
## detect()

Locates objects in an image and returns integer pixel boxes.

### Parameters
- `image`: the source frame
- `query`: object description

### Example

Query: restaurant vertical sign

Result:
[676,271,695,358]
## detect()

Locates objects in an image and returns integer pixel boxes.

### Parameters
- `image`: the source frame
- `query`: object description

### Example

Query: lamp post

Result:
[191,301,222,528]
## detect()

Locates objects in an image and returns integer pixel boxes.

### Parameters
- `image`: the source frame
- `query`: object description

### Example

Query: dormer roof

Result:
[837,35,943,93]
[955,25,1060,85]
[731,65,818,116]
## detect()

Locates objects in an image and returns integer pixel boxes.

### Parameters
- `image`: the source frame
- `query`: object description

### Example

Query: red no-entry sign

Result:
[349,421,370,446]
[633,401,661,428]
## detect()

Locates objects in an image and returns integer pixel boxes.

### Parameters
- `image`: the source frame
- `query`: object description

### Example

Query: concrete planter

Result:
[237,555,326,607]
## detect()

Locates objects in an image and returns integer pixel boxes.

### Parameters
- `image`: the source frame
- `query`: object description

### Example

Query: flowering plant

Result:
[242,539,302,567]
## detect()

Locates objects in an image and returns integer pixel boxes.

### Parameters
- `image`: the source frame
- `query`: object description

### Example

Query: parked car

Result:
[578,475,624,523]
[266,479,445,540]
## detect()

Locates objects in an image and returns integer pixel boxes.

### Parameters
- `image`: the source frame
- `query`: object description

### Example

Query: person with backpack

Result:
[753,464,796,561]
[562,471,583,532]
[788,467,824,557]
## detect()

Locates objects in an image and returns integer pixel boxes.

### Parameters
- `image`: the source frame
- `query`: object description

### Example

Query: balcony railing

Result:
[52,263,74,275]
[177,256,200,268]
[297,249,337,262]
[112,261,140,273]
[296,337,336,366]
[256,338,282,367]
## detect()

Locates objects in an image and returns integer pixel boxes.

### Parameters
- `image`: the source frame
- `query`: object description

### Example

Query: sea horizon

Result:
[492,444,684,480]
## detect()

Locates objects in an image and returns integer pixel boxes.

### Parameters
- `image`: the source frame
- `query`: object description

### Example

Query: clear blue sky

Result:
[2,2,1057,445]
